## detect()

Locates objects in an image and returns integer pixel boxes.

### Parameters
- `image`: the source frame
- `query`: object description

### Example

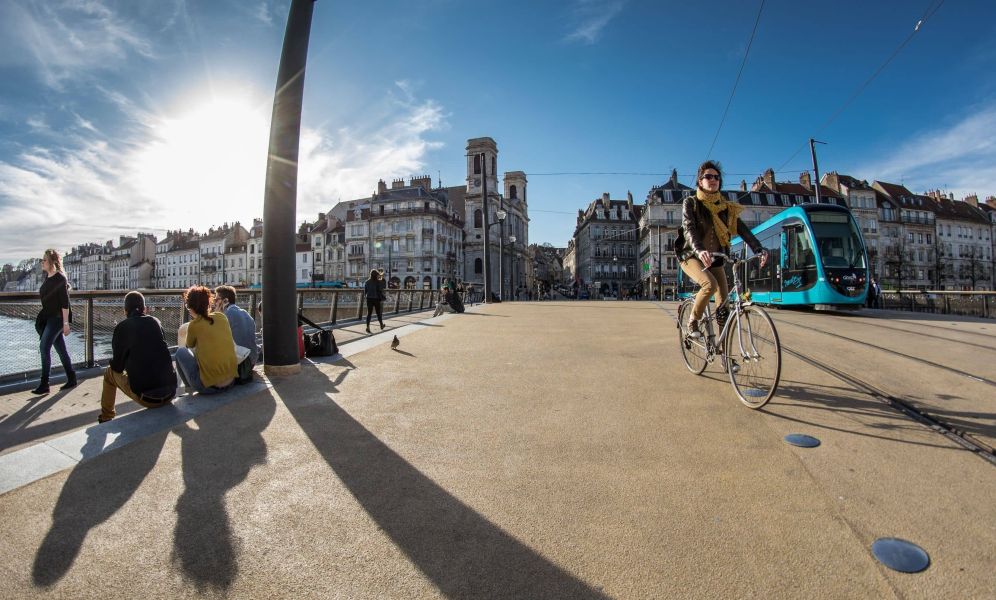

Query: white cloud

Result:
[0,0,156,89]
[563,0,625,45]
[0,82,448,262]
[861,104,996,198]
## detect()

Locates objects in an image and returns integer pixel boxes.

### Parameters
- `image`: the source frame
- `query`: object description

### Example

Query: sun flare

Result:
[131,96,270,227]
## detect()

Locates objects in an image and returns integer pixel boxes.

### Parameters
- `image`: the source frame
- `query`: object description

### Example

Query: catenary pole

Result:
[262,0,315,375]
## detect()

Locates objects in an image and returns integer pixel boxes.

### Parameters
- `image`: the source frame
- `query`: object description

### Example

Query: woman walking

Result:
[677,161,768,337]
[174,286,237,394]
[364,269,386,333]
[34,249,77,394]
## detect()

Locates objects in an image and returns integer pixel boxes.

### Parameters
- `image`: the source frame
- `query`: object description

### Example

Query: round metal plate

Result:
[784,434,821,448]
[871,538,930,573]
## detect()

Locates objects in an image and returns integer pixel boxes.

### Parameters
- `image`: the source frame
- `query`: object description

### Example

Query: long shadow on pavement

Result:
[171,388,276,592]
[280,362,609,599]
[31,425,169,587]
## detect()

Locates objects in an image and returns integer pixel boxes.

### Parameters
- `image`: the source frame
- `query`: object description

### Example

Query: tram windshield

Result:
[810,212,866,269]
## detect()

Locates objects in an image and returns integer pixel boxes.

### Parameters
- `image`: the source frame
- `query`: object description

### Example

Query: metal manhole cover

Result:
[784,434,820,448]
[871,538,930,573]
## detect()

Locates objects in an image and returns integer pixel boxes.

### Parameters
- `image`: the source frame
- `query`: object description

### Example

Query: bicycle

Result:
[676,251,782,408]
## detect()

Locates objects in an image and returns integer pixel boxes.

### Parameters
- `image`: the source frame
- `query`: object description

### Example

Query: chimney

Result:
[670,169,679,187]
[377,179,387,194]
[948,192,954,200]
[986,196,996,209]
[799,171,812,190]
[740,180,747,192]
[317,212,326,222]
[763,168,775,190]
[964,194,978,207]
[823,171,840,192]
[391,178,404,189]
[626,190,633,208]
[601,192,610,203]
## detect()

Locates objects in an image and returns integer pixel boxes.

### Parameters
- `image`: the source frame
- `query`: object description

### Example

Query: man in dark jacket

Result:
[98,291,177,423]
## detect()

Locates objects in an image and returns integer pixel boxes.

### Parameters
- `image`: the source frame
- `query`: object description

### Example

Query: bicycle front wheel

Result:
[677,300,708,375]
[725,305,781,408]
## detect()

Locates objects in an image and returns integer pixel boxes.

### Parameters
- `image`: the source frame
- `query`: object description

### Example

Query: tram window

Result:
[810,212,866,269]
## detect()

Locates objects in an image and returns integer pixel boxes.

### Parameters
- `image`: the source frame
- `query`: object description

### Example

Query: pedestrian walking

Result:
[33,249,77,394]
[364,269,386,333]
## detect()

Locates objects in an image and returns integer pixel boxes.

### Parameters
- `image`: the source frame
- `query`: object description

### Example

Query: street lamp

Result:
[509,234,517,300]
[496,208,507,300]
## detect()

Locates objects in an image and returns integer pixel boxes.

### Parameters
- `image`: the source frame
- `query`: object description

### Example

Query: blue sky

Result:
[1,0,994,264]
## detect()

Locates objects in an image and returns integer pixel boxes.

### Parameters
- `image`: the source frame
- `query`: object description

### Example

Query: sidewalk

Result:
[0,301,993,598]
[0,307,440,457]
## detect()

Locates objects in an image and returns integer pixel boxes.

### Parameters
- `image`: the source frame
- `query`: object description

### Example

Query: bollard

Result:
[394,290,402,314]
[330,292,338,324]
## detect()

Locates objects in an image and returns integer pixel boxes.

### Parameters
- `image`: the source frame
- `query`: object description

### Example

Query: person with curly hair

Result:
[174,286,237,394]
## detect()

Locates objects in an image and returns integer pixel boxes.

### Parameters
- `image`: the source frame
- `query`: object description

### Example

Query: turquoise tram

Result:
[677,203,868,310]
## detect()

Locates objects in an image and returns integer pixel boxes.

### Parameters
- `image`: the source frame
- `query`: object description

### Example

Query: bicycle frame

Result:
[684,252,765,363]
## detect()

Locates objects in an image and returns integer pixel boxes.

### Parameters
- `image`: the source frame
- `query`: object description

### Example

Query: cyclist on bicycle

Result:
[676,161,768,337]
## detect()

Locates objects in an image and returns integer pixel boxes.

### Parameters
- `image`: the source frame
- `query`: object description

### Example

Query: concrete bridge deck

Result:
[0,301,993,599]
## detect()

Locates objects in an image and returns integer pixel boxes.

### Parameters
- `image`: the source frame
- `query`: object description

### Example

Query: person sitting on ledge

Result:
[175,286,237,395]
[98,291,177,423]
[214,285,259,373]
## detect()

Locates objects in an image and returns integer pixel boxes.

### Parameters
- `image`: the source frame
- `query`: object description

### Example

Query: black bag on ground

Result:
[297,313,338,357]
[235,357,254,384]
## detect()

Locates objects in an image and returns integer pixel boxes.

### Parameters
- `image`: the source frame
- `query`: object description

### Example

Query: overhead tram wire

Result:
[526,170,808,177]
[776,0,947,172]
[706,0,766,159]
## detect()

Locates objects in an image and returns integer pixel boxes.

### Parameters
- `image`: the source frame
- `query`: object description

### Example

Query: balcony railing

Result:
[0,287,460,383]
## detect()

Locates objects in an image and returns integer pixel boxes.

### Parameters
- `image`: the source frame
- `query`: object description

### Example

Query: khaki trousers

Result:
[679,258,729,322]
[100,367,173,421]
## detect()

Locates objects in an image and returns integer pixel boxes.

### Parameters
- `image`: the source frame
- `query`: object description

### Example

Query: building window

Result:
[510,184,517,199]
[474,154,481,174]
[474,258,483,274]
[474,209,483,228]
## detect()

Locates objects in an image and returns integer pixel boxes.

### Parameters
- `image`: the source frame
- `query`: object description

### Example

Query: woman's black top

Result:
[364,279,385,300]
[39,273,70,318]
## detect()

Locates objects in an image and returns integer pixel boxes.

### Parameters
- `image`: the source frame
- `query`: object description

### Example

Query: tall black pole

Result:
[810,138,825,205]
[481,152,492,302]
[499,196,505,301]
[657,224,662,300]
[262,0,314,375]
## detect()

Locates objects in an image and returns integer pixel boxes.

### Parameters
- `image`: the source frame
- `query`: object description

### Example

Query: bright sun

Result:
[131,96,270,227]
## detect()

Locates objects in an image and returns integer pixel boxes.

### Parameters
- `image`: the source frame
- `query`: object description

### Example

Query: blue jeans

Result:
[40,316,75,383]
[175,347,227,395]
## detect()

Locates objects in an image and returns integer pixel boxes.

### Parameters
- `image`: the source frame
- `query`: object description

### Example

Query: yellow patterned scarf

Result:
[696,188,743,248]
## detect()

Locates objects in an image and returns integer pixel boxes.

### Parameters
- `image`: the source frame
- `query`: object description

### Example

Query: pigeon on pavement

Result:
[391,335,400,350]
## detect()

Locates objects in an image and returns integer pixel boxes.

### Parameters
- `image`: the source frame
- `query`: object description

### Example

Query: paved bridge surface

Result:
[0,301,993,599]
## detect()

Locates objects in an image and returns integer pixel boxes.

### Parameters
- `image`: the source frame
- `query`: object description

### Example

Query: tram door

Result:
[771,230,786,302]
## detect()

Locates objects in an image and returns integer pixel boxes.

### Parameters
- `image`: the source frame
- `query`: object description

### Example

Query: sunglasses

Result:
[700,174,721,181]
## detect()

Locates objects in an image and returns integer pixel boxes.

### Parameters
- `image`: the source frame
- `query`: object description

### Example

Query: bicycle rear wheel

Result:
[725,305,781,408]
[677,300,708,375]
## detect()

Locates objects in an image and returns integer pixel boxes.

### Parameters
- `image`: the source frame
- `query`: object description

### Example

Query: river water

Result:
[0,315,113,377]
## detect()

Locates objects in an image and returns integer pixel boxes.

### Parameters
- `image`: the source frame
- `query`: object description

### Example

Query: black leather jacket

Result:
[677,195,763,262]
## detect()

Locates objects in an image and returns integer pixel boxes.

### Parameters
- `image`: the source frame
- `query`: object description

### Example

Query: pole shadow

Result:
[32,425,169,587]
[170,389,276,592]
[279,364,609,599]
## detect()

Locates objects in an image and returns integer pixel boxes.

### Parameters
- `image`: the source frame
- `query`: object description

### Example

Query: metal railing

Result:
[879,290,996,318]
[0,287,451,384]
